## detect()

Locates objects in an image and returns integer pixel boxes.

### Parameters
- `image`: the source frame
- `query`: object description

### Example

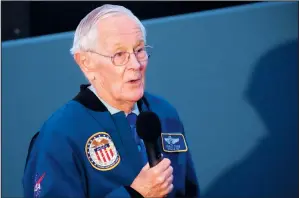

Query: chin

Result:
[125,88,144,102]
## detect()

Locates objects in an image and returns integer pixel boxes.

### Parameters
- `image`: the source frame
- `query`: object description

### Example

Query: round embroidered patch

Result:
[85,132,120,171]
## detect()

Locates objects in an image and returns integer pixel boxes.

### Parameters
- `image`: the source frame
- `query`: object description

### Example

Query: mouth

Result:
[128,79,141,84]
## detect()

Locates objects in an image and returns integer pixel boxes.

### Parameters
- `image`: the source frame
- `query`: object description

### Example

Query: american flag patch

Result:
[86,132,120,171]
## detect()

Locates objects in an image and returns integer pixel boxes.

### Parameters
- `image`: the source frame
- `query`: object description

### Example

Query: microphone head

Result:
[136,111,162,142]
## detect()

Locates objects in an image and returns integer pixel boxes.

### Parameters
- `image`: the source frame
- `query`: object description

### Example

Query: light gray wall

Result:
[2,2,298,197]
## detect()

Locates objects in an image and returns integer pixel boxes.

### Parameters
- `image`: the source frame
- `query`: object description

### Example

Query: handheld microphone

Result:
[136,111,163,167]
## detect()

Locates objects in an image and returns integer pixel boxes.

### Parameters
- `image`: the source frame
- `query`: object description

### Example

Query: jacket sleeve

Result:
[23,128,87,198]
[106,186,144,198]
[23,128,144,198]
[185,147,200,198]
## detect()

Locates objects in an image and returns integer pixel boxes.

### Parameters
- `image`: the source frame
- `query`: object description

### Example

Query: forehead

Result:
[97,14,144,50]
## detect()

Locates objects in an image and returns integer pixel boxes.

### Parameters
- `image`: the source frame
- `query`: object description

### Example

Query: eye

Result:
[135,47,145,53]
[114,52,126,57]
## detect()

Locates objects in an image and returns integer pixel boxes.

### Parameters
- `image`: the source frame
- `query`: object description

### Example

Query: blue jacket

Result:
[23,84,200,198]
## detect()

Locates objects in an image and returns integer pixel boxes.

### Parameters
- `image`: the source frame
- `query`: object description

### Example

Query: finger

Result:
[166,184,174,194]
[142,162,150,171]
[165,174,174,185]
[160,183,174,197]
[151,158,171,174]
[160,174,173,190]
[156,167,173,186]
[162,166,173,180]
[155,166,172,185]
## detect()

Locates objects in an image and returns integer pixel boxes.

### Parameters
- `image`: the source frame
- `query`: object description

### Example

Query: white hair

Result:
[69,4,147,55]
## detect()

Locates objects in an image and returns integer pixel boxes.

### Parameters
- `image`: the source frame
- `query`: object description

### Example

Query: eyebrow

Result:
[111,40,145,51]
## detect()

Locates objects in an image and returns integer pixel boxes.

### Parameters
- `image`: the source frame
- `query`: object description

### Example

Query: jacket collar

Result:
[73,84,149,112]
[87,85,140,115]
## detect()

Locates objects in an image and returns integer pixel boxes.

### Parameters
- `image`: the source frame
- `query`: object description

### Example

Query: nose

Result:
[127,53,141,69]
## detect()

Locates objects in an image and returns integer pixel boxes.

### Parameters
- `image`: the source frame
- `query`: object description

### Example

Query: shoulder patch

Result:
[85,132,121,171]
[161,133,188,152]
[34,172,45,198]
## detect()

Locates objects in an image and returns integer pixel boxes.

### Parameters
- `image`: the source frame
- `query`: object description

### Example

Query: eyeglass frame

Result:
[86,45,153,66]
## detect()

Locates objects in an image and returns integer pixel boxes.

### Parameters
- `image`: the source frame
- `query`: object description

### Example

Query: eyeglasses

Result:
[88,45,153,66]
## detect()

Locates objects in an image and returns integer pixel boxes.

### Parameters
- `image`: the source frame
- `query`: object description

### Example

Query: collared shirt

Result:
[88,85,140,116]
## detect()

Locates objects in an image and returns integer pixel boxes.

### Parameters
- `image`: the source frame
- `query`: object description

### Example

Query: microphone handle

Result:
[144,141,163,167]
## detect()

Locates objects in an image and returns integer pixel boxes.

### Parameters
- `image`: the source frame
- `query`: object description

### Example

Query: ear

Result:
[74,52,92,72]
[74,52,97,81]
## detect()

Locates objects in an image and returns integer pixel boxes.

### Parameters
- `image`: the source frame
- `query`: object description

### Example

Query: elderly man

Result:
[23,4,199,198]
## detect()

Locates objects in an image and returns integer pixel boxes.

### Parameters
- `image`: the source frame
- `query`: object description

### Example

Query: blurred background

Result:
[2,1,298,198]
[2,1,252,41]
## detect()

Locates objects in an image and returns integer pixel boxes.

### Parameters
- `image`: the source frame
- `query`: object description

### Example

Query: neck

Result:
[92,84,135,114]
[109,99,135,114]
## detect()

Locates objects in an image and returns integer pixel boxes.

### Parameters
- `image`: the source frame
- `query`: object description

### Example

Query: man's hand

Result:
[130,158,174,197]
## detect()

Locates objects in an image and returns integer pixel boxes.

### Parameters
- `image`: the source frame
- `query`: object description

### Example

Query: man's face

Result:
[90,14,148,103]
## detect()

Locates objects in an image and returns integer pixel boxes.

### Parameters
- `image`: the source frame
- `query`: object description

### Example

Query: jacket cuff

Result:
[124,186,144,198]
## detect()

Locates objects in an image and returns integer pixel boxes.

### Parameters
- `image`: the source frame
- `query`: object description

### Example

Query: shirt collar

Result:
[88,85,139,116]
